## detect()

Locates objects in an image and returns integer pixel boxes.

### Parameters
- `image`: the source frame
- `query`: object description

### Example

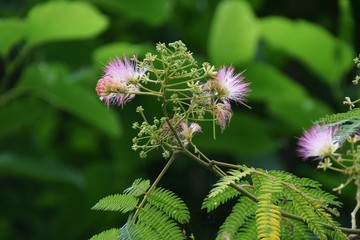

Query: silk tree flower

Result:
[179,122,202,146]
[206,66,250,103]
[96,57,147,106]
[297,124,340,159]
[214,102,233,131]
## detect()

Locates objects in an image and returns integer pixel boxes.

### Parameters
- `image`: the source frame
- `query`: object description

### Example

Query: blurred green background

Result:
[0,0,359,239]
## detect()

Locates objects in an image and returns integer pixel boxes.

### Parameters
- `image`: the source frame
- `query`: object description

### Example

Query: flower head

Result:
[207,66,250,103]
[214,102,233,131]
[96,57,147,106]
[297,125,340,159]
[179,122,202,146]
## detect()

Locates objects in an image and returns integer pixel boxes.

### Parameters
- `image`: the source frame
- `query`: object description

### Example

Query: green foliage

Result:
[280,219,312,240]
[246,63,333,130]
[90,228,120,240]
[92,179,189,240]
[203,166,348,240]
[216,195,256,239]
[261,16,354,85]
[255,176,282,240]
[208,0,260,66]
[147,187,190,224]
[15,63,121,137]
[318,108,360,142]
[202,186,240,212]
[136,205,185,239]
[92,194,139,213]
[26,1,108,46]
[123,178,151,197]
[0,18,25,56]
[1,0,358,239]
[206,168,254,199]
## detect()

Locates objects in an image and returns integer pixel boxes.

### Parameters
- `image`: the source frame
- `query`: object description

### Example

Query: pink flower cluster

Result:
[204,66,250,131]
[96,57,147,106]
[95,56,250,134]
[297,124,339,159]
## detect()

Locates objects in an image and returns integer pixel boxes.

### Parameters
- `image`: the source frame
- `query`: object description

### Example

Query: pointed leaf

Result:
[15,63,121,137]
[246,63,332,130]
[26,1,108,46]
[209,0,260,65]
[261,16,354,85]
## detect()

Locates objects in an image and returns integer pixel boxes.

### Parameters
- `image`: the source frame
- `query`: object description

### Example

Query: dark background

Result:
[0,0,359,239]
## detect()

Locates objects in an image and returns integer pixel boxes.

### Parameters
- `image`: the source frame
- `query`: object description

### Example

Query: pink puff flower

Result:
[214,102,233,132]
[96,57,147,106]
[179,122,202,146]
[297,124,340,159]
[212,66,250,103]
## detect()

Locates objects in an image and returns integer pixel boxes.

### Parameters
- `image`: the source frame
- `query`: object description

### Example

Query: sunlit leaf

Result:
[261,16,354,85]
[208,0,260,66]
[0,153,84,187]
[0,18,25,56]
[246,63,332,130]
[15,63,121,137]
[26,1,108,46]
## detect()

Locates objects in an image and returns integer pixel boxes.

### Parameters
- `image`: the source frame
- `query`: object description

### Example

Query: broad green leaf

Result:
[246,63,332,130]
[26,1,108,46]
[196,113,276,156]
[92,42,153,68]
[0,153,84,187]
[0,18,25,56]
[208,0,260,66]
[90,0,172,26]
[15,63,121,137]
[261,16,354,85]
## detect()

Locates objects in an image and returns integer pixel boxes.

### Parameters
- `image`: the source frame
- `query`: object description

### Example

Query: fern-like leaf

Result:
[290,190,331,239]
[124,178,150,197]
[137,204,185,240]
[255,176,282,240]
[207,168,254,198]
[216,194,256,239]
[318,108,360,124]
[147,187,190,224]
[119,220,160,240]
[202,184,241,213]
[234,218,257,240]
[92,194,138,213]
[90,228,120,240]
[317,108,360,142]
[280,219,312,240]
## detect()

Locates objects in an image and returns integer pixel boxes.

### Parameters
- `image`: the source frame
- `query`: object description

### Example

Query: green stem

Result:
[330,155,348,169]
[126,91,162,97]
[351,177,360,229]
[133,152,178,218]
